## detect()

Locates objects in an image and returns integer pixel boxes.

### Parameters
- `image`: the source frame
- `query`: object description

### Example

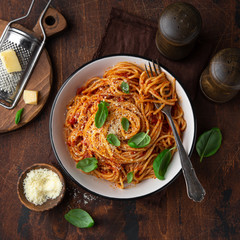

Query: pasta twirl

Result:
[64,62,186,188]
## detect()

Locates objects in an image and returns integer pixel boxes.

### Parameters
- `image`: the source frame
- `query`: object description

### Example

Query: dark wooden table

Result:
[0,0,239,239]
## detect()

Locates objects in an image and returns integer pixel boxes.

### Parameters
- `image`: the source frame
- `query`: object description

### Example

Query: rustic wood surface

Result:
[0,0,239,239]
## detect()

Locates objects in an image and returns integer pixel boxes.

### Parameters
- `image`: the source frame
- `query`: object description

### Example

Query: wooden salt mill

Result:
[155,2,202,60]
[200,48,240,103]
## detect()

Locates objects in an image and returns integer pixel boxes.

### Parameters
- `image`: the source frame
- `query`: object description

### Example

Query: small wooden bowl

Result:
[17,163,65,212]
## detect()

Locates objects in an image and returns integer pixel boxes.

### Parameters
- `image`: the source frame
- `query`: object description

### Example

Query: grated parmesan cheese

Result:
[108,119,121,135]
[23,168,63,205]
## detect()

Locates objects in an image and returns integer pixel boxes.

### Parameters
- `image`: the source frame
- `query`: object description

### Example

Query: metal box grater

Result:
[0,0,52,109]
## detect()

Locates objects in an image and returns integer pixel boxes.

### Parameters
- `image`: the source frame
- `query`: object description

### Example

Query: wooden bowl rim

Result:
[17,163,65,212]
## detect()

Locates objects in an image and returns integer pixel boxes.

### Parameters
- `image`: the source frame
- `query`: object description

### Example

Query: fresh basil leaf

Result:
[64,209,94,228]
[128,131,151,148]
[76,157,98,172]
[196,127,222,162]
[127,171,134,183]
[95,101,109,128]
[121,118,129,131]
[153,149,172,180]
[15,108,24,124]
[107,134,120,146]
[121,81,129,94]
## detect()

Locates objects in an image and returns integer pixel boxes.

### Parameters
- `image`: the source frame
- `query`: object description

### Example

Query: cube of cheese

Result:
[0,49,22,73]
[23,90,38,105]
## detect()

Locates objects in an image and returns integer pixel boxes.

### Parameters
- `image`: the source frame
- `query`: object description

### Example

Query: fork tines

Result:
[145,60,162,77]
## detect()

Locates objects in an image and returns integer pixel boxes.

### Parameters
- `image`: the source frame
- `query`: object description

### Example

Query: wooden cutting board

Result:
[0,7,67,133]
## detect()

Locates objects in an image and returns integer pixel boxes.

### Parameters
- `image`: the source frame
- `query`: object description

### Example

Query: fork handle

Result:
[165,114,206,202]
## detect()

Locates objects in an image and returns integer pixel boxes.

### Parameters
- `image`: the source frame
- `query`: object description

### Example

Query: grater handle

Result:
[0,0,36,48]
[33,7,67,38]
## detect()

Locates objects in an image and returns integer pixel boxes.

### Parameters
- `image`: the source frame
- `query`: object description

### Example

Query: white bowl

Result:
[49,55,196,199]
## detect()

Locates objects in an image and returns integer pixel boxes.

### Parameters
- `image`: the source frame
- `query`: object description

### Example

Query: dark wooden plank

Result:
[0,0,239,239]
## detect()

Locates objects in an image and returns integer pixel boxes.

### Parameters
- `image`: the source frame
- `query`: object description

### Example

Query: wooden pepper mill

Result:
[200,48,240,103]
[155,2,202,60]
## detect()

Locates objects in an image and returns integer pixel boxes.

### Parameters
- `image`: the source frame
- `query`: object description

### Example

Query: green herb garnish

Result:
[121,81,129,94]
[76,157,98,172]
[196,127,222,162]
[153,148,175,180]
[121,117,129,131]
[107,134,120,146]
[15,108,24,124]
[128,130,151,148]
[95,101,109,128]
[127,171,134,183]
[64,209,94,228]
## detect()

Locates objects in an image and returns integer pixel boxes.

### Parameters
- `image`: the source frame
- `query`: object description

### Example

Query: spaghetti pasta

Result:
[64,62,186,188]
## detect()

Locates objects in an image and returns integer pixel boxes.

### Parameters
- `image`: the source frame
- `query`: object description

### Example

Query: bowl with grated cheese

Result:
[17,163,65,211]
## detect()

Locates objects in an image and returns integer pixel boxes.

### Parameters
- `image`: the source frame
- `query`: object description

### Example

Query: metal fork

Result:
[145,61,206,202]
